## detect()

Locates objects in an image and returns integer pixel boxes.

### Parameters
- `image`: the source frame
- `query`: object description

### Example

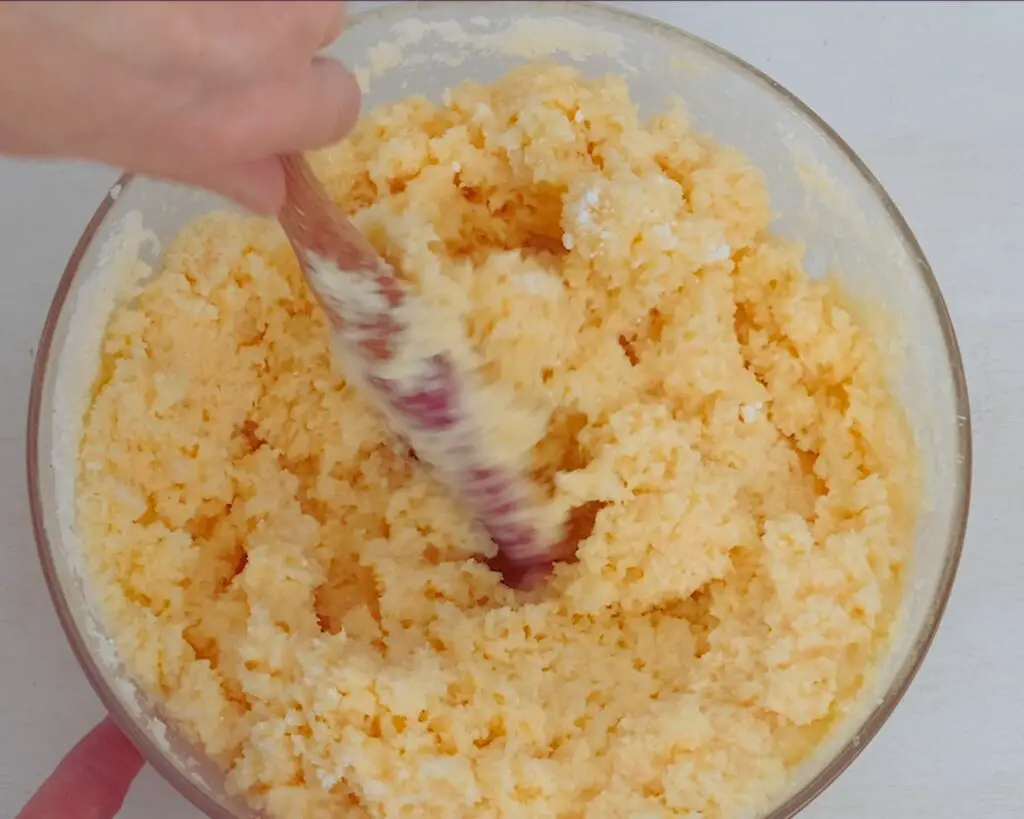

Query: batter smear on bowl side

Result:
[76,65,919,818]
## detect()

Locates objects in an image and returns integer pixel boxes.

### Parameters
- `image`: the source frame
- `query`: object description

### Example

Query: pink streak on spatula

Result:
[277,153,556,587]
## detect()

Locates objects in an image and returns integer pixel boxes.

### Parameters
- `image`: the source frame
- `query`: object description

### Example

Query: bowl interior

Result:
[29,3,969,818]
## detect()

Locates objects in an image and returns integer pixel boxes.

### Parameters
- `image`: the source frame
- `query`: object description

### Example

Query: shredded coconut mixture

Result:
[76,65,919,818]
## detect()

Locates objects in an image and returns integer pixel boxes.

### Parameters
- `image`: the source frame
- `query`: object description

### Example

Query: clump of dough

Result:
[77,64,919,818]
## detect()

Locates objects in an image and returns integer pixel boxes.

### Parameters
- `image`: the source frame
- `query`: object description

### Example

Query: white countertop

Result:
[1,2,1019,816]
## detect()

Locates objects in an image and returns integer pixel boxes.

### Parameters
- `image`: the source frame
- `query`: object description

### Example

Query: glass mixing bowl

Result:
[27,2,971,817]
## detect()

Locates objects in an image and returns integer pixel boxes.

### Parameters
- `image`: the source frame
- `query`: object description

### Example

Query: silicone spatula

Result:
[277,153,557,586]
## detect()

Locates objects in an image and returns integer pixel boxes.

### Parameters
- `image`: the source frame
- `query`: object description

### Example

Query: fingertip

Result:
[94,716,143,762]
[211,158,288,215]
[165,158,287,215]
[241,163,288,215]
[17,716,144,819]
[196,57,361,162]
[308,56,362,147]
[88,717,146,789]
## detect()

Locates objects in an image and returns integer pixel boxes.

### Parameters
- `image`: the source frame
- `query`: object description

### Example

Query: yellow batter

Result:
[77,64,919,818]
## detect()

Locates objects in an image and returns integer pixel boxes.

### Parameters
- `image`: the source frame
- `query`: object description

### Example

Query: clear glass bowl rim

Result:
[26,2,972,817]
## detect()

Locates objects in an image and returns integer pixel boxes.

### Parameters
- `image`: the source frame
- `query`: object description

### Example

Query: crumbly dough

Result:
[77,65,919,818]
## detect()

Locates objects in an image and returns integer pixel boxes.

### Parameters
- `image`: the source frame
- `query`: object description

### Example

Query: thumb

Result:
[17,716,145,819]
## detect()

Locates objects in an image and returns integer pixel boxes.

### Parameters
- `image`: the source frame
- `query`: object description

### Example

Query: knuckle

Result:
[282,1,346,54]
[201,2,345,82]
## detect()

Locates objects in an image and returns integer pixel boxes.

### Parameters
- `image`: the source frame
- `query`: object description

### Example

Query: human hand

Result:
[0,1,360,213]
[16,716,144,819]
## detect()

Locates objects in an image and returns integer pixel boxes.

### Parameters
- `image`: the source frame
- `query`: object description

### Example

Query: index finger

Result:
[17,717,145,819]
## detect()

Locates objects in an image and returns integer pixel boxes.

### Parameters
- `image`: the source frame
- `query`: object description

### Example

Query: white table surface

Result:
[1,2,1020,816]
